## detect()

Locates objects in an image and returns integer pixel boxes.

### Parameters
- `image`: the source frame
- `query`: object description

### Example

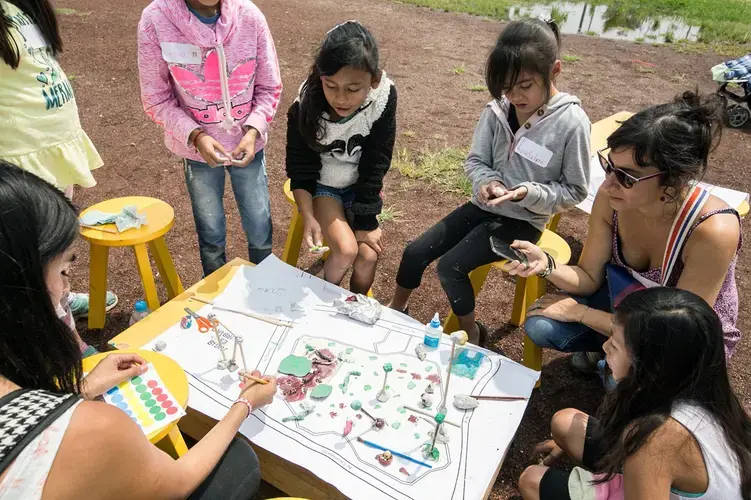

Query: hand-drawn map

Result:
[144,256,539,500]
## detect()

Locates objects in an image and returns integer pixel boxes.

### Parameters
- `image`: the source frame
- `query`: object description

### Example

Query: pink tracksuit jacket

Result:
[137,0,282,162]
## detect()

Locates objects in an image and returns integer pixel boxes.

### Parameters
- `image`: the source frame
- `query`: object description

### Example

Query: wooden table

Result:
[108,258,355,499]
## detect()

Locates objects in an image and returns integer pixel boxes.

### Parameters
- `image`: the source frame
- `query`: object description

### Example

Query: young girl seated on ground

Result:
[286,21,397,294]
[138,0,282,276]
[519,287,751,500]
[0,161,277,499]
[388,19,590,345]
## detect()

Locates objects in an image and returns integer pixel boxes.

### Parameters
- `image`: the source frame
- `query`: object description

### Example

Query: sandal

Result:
[476,320,489,348]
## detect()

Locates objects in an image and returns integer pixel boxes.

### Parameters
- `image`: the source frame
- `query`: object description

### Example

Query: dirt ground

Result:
[57,0,750,497]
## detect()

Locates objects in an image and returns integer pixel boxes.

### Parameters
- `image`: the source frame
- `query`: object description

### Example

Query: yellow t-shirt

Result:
[0,1,101,189]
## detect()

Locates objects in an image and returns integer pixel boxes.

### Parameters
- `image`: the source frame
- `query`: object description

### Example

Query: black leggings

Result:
[188,437,262,500]
[396,202,542,316]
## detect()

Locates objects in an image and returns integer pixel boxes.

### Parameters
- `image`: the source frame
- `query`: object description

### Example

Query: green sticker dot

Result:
[135,384,147,393]
[140,392,152,401]
[131,376,143,385]
[364,385,372,391]
[375,404,381,409]
[154,412,166,421]
[145,399,157,407]
[149,406,161,415]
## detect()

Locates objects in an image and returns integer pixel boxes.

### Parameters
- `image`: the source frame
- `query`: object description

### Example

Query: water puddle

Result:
[508,2,700,44]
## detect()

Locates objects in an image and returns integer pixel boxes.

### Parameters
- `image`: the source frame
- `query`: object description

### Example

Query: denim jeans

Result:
[188,437,261,500]
[524,282,611,352]
[184,150,272,276]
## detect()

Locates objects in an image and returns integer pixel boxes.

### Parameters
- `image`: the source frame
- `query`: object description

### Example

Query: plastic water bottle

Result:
[423,312,443,350]
[129,300,150,326]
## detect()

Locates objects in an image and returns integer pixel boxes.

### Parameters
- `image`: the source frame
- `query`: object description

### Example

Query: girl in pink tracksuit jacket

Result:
[137,0,282,275]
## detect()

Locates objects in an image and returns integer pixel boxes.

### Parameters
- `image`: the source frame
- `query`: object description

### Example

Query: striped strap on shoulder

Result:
[661,185,710,286]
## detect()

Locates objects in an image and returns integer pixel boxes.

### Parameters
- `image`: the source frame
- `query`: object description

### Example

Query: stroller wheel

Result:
[727,105,750,128]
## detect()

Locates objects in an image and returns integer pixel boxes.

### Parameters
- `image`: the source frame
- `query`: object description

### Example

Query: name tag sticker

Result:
[514,136,553,168]
[160,42,202,64]
[18,24,47,49]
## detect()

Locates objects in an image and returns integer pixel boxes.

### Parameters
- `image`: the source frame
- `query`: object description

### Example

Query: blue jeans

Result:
[524,282,611,352]
[184,151,272,276]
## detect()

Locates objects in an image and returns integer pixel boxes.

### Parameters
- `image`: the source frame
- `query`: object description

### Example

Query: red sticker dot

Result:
[156,394,168,402]
[147,380,158,388]
[161,400,173,409]
[151,388,163,396]
[166,406,178,415]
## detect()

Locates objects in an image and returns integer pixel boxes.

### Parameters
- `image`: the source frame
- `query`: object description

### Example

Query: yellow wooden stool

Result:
[80,197,184,329]
[442,229,571,383]
[82,349,189,458]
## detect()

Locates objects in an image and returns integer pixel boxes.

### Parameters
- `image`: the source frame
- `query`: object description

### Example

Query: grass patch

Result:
[585,30,599,37]
[394,0,751,44]
[468,84,488,92]
[66,73,76,81]
[377,205,404,224]
[394,147,472,196]
[635,37,645,43]
[562,54,581,63]
[451,64,466,75]
[55,7,91,16]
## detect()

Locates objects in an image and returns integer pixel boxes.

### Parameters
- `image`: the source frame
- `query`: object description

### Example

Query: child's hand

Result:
[534,439,565,466]
[505,240,546,277]
[355,227,383,254]
[195,133,231,167]
[478,181,507,203]
[82,353,149,400]
[303,215,324,250]
[487,186,528,206]
[230,128,258,167]
[238,370,277,408]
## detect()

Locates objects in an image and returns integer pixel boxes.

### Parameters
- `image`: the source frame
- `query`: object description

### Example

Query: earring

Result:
[660,195,666,202]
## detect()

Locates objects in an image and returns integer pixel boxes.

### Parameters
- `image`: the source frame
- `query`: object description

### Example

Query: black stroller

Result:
[712,54,751,128]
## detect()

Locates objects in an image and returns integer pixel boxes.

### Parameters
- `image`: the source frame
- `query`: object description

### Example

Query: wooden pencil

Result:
[470,395,528,401]
[190,295,293,328]
[238,371,269,385]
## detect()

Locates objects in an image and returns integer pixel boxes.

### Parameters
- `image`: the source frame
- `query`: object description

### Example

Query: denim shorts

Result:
[314,183,355,209]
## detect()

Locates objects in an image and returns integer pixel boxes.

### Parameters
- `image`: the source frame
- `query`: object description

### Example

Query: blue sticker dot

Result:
[107,386,119,395]
[117,402,128,410]
[125,410,133,416]
[111,394,124,403]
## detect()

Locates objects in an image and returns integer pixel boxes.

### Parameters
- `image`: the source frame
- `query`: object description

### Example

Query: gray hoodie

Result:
[465,93,591,231]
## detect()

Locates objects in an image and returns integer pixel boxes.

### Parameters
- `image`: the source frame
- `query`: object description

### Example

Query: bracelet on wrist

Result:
[234,398,253,418]
[538,251,555,278]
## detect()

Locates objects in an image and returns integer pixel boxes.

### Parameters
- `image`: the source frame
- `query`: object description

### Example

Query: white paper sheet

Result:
[143,258,539,500]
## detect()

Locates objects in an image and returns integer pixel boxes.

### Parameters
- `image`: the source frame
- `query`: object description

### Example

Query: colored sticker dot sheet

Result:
[103,363,186,437]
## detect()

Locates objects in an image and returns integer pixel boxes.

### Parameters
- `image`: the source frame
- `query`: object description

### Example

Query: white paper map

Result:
[143,256,540,500]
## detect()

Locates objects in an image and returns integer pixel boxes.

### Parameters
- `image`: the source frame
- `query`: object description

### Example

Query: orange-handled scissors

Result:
[184,307,213,333]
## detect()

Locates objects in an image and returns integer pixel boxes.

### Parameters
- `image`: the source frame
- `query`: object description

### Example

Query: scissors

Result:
[184,307,214,333]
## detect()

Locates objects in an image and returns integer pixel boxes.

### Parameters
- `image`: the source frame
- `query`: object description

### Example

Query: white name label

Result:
[18,24,47,49]
[514,136,553,168]
[160,42,202,64]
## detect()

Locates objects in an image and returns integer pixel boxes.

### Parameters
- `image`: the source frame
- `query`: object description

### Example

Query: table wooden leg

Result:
[156,425,189,458]
[150,237,184,299]
[281,207,305,267]
[88,244,109,329]
[442,264,492,334]
[523,275,545,388]
[133,243,160,311]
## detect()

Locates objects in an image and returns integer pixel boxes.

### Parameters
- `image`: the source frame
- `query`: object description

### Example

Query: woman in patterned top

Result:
[0,161,277,499]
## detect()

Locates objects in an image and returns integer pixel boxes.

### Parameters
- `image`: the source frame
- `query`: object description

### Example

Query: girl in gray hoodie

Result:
[389,18,591,346]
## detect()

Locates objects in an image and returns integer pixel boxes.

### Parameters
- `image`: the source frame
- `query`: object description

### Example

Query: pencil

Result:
[403,405,460,428]
[190,295,293,328]
[238,370,269,385]
[356,437,433,469]
[470,395,528,401]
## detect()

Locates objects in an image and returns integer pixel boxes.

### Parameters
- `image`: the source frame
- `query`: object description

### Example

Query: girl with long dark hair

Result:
[519,287,751,499]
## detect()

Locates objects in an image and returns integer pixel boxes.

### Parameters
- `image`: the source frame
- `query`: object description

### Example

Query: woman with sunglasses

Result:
[505,90,741,378]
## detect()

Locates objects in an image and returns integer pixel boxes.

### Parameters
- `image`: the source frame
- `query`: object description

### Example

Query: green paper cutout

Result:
[392,422,401,429]
[278,355,312,377]
[397,406,406,414]
[364,385,372,391]
[350,400,362,410]
[407,381,416,390]
[310,384,332,399]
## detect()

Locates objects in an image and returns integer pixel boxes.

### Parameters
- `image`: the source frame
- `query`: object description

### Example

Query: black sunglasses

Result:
[597,148,664,189]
